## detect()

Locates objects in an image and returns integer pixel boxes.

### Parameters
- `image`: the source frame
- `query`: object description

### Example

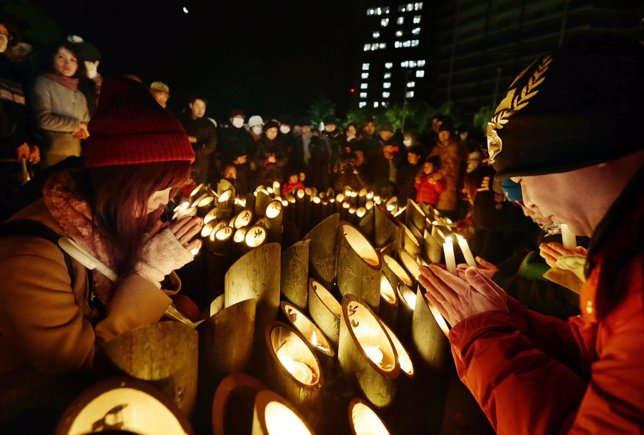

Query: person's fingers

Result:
[475,256,495,269]
[542,242,569,256]
[463,267,506,301]
[185,239,202,255]
[428,264,469,295]
[420,265,462,301]
[175,218,203,244]
[170,216,199,237]
[423,290,453,325]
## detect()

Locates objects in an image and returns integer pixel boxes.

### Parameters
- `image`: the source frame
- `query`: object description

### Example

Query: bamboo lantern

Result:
[195,194,215,215]
[252,389,316,435]
[338,295,400,408]
[101,321,198,417]
[225,243,281,340]
[201,221,215,239]
[405,198,426,235]
[374,205,401,249]
[398,249,422,282]
[400,223,421,257]
[244,225,268,250]
[233,227,248,255]
[203,207,219,225]
[347,397,391,435]
[55,376,193,435]
[199,298,257,376]
[211,373,266,435]
[358,188,368,207]
[423,228,443,264]
[234,195,248,214]
[412,287,452,372]
[216,178,233,195]
[280,239,310,310]
[232,209,254,229]
[307,278,342,346]
[358,206,374,241]
[264,321,323,410]
[379,320,414,378]
[211,225,234,256]
[255,187,271,217]
[378,274,398,327]
[173,204,197,220]
[335,193,345,214]
[190,182,205,198]
[272,180,281,194]
[304,213,340,289]
[280,302,335,371]
[310,196,322,229]
[385,196,398,213]
[337,223,382,311]
[264,199,283,243]
[215,189,234,220]
[210,293,225,317]
[348,205,357,225]
[295,188,306,228]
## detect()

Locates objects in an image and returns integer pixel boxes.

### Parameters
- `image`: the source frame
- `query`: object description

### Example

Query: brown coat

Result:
[0,199,178,378]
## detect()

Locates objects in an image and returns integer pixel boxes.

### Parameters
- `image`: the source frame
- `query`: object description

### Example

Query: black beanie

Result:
[488,34,644,178]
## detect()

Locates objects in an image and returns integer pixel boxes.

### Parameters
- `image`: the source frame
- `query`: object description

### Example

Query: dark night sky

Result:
[29,0,363,120]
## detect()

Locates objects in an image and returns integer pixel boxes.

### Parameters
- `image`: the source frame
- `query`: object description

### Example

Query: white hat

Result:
[248,115,264,128]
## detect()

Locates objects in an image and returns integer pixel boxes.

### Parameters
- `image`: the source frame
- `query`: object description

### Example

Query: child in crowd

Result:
[282,171,305,196]
[415,155,446,209]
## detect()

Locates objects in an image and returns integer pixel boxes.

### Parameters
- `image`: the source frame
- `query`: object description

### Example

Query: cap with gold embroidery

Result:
[488,34,644,178]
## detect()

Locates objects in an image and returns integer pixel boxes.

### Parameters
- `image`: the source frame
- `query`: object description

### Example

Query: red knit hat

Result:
[82,76,195,167]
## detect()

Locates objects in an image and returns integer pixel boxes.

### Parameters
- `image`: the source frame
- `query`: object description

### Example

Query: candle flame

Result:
[364,345,384,365]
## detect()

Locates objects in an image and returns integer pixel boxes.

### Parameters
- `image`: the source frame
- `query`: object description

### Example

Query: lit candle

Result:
[456,235,476,267]
[443,236,457,273]
[561,224,576,250]
[276,346,315,385]
[363,345,384,366]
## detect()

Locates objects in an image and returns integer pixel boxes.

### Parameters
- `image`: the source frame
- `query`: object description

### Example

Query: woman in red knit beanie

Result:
[0,76,202,421]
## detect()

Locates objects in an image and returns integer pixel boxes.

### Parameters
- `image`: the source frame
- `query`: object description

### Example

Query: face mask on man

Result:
[403,139,413,148]
[231,117,244,128]
[280,125,291,134]
[251,126,263,135]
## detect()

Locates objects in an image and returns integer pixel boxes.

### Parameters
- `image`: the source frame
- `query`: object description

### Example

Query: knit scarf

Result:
[43,170,115,304]
[44,72,79,91]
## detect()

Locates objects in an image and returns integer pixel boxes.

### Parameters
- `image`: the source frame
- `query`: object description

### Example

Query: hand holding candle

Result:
[456,235,476,267]
[442,236,457,273]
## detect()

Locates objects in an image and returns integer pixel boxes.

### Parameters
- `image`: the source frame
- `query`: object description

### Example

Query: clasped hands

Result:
[418,256,509,327]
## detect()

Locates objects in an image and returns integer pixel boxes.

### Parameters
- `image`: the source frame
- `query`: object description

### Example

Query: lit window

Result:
[401,60,409,67]
[371,43,378,50]
[362,63,370,71]
[403,40,411,47]
[385,62,393,69]
[407,81,416,88]
[415,2,423,10]
[376,7,382,15]
[359,101,367,108]
[379,42,386,49]
[381,18,389,27]
[361,72,369,79]
[418,59,426,67]
[406,90,415,98]
[374,102,380,108]
[360,92,367,98]
[384,6,390,14]
[383,82,391,89]
[416,69,425,78]
[407,3,413,11]
[411,39,419,47]
[382,91,390,98]
[398,5,406,12]
[384,72,391,79]
[413,15,421,23]
[361,83,368,89]
[363,44,370,52]
[372,31,380,39]
[397,17,404,25]
[395,30,403,37]
[412,27,421,35]
[367,8,375,16]
[409,60,417,68]
[395,41,401,48]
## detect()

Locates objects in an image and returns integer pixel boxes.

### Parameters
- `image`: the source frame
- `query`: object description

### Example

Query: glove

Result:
[134,228,195,287]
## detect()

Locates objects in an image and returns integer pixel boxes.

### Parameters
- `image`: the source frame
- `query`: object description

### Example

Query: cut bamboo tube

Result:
[308,278,342,346]
[400,223,421,257]
[263,321,323,410]
[55,376,194,435]
[225,243,281,338]
[254,188,271,217]
[215,189,234,220]
[412,287,452,372]
[252,389,315,435]
[232,209,254,229]
[379,320,414,378]
[405,198,426,235]
[199,298,257,376]
[348,397,391,435]
[304,213,340,289]
[280,302,335,372]
[423,228,443,264]
[378,274,398,327]
[337,222,382,311]
[264,199,283,243]
[358,206,374,242]
[280,239,310,310]
[217,178,234,196]
[398,249,422,282]
[101,321,198,417]
[374,205,402,249]
[338,295,400,408]
[211,372,266,435]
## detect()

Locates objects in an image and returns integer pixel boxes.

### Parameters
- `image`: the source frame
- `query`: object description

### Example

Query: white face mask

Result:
[280,125,291,134]
[231,117,244,128]
[403,139,413,147]
[84,60,99,79]
[251,126,263,135]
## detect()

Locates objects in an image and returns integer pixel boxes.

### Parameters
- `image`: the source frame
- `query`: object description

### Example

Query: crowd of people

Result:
[1,13,643,435]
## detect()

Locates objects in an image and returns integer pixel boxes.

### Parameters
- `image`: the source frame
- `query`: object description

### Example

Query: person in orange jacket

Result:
[419,34,644,434]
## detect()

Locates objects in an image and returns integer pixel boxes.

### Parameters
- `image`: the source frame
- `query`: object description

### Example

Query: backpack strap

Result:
[0,219,76,285]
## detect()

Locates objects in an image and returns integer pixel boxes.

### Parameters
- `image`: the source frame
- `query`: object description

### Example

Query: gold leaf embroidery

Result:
[488,55,552,163]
